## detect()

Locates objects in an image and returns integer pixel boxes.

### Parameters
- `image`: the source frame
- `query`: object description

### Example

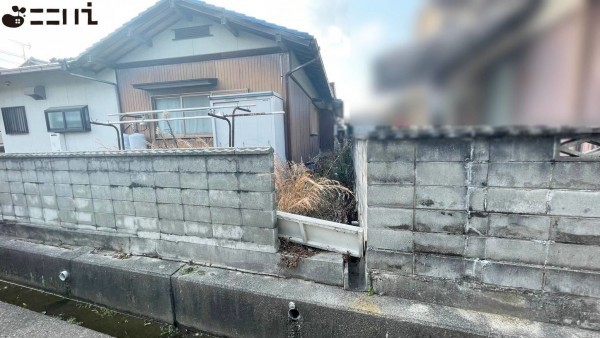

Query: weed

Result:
[180,266,196,275]
[160,324,179,338]
[92,306,116,318]
[367,285,375,296]
[66,317,83,325]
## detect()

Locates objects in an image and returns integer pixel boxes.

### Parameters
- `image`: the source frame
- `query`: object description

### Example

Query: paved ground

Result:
[0,301,110,338]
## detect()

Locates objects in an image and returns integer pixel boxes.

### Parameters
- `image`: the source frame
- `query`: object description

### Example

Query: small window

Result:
[173,25,211,40]
[44,105,91,133]
[1,106,29,134]
[309,105,319,136]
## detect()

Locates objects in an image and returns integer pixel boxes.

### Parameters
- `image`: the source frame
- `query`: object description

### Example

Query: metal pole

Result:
[208,113,232,147]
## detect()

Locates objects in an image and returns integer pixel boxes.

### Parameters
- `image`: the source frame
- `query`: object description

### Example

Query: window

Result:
[154,94,211,136]
[309,104,319,136]
[173,25,211,40]
[1,106,29,134]
[44,106,91,133]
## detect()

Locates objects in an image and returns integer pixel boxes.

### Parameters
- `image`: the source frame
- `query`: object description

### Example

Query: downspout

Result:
[59,61,125,149]
[284,56,319,161]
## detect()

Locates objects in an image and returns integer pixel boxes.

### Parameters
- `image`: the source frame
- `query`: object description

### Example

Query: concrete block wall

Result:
[0,148,278,254]
[364,135,600,329]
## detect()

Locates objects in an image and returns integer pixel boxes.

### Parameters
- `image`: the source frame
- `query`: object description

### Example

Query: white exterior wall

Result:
[0,69,119,153]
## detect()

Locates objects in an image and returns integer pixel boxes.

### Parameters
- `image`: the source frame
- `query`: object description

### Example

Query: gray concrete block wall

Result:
[0,148,278,258]
[365,135,600,318]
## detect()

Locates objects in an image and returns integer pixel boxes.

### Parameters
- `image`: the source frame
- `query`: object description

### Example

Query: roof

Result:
[20,57,50,67]
[0,63,61,76]
[356,125,600,140]
[376,0,541,90]
[70,0,332,100]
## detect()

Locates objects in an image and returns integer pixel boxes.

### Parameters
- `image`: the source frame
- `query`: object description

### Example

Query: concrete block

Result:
[68,158,87,171]
[25,194,41,208]
[57,197,75,211]
[211,207,242,226]
[468,164,489,187]
[547,243,600,271]
[551,216,600,245]
[367,162,413,185]
[416,162,466,186]
[368,208,413,230]
[72,185,91,198]
[154,172,179,188]
[11,193,26,206]
[209,190,240,208]
[113,200,135,216]
[160,220,185,236]
[156,188,181,204]
[545,268,600,298]
[134,202,158,218]
[416,139,471,162]
[366,250,413,275]
[367,229,413,251]
[238,173,273,192]
[488,163,552,188]
[109,172,131,186]
[132,187,156,202]
[472,138,489,161]
[179,157,206,173]
[91,185,111,200]
[241,209,275,228]
[414,233,464,255]
[88,160,109,172]
[73,198,93,212]
[49,159,69,170]
[489,137,555,162]
[139,231,160,240]
[58,210,77,223]
[415,254,464,279]
[185,222,212,238]
[9,181,24,194]
[28,207,43,220]
[367,140,415,162]
[242,227,277,246]
[41,196,57,209]
[153,157,179,172]
[19,160,35,170]
[106,158,130,172]
[6,170,22,182]
[14,205,29,218]
[33,160,51,171]
[2,205,14,217]
[93,199,113,214]
[468,187,486,211]
[549,190,600,217]
[183,205,211,222]
[415,210,466,234]
[207,173,238,191]
[70,171,89,185]
[95,213,116,228]
[35,171,53,184]
[130,158,153,172]
[54,184,72,197]
[0,192,12,205]
[21,170,37,183]
[42,208,59,222]
[116,215,136,230]
[71,254,183,323]
[467,214,488,235]
[129,237,157,256]
[158,203,183,220]
[52,171,70,184]
[75,212,94,225]
[551,162,600,189]
[240,192,275,210]
[488,214,550,240]
[237,155,273,173]
[213,224,244,240]
[181,189,209,206]
[207,156,237,172]
[368,185,413,208]
[464,237,486,258]
[180,172,208,189]
[110,186,132,201]
[131,172,154,187]
[481,262,543,290]
[89,171,110,185]
[416,186,466,210]
[486,188,548,214]
[485,238,546,265]
[135,217,159,232]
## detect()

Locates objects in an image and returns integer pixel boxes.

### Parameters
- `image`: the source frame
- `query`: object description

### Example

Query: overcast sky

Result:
[0,0,423,114]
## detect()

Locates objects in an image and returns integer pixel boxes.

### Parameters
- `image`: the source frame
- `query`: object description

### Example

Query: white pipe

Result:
[107,111,286,125]
[106,104,256,116]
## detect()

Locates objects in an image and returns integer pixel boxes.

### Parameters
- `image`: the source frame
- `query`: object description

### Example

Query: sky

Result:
[0,0,423,114]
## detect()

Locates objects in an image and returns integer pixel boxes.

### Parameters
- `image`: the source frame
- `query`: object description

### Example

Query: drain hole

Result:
[288,308,300,321]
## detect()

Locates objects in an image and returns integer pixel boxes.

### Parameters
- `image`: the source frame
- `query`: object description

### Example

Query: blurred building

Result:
[372,0,600,127]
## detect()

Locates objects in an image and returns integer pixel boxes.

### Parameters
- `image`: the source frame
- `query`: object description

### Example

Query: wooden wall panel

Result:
[288,79,320,162]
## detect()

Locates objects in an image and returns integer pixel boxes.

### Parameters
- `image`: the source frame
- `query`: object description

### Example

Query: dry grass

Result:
[275,157,353,222]
[146,127,212,149]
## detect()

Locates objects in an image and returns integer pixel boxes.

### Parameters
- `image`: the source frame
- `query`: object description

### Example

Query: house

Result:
[0,0,342,162]
[369,0,599,128]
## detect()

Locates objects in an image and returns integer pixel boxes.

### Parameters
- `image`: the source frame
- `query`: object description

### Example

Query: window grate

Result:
[1,106,29,134]
[173,25,211,40]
